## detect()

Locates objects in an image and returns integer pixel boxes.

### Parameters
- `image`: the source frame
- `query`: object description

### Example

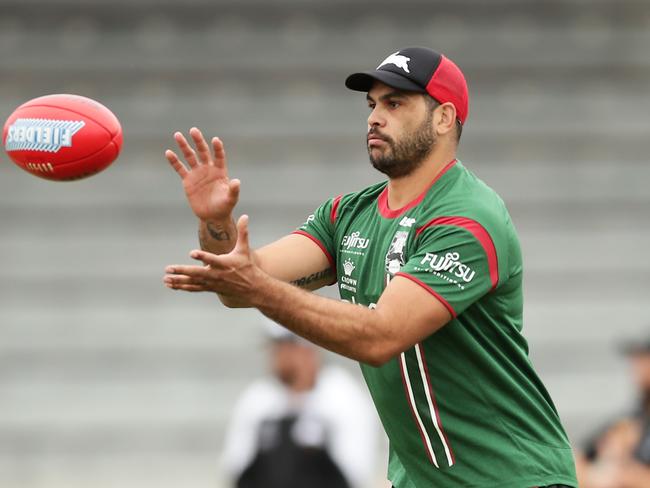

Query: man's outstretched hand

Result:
[163,215,265,307]
[165,127,240,222]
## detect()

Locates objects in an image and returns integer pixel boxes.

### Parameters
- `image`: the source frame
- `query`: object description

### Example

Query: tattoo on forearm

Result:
[206,222,231,241]
[291,269,333,288]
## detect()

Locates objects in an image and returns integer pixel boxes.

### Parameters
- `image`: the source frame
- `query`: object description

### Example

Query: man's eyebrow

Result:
[366,91,408,103]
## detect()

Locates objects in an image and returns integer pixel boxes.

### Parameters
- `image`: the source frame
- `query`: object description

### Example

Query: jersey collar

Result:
[377,159,458,219]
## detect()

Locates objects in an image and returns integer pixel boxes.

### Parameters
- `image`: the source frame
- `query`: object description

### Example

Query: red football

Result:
[3,94,123,181]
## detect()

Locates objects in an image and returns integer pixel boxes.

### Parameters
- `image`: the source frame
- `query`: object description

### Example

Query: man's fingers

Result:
[189,127,211,166]
[164,264,213,277]
[163,272,210,291]
[174,131,200,168]
[187,250,226,268]
[211,137,228,175]
[165,282,206,292]
[163,273,200,284]
[165,149,189,178]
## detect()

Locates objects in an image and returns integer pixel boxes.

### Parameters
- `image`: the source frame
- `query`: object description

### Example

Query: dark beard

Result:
[368,111,435,178]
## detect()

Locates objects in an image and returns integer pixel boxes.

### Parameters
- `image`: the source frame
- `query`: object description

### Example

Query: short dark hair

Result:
[423,94,462,143]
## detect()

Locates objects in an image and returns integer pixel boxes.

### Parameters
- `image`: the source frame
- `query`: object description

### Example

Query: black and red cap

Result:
[345,47,469,124]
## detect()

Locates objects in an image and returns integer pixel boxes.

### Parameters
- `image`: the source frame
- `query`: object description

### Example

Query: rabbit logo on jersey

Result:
[385,231,409,276]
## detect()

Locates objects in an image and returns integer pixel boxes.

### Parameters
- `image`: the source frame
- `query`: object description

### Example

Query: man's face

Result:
[366,82,436,179]
[271,341,318,388]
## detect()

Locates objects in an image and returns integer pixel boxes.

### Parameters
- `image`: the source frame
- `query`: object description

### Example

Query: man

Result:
[221,319,378,488]
[163,47,578,487]
[576,336,650,487]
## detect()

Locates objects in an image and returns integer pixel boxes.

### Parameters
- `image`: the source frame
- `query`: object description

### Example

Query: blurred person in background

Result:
[221,318,378,488]
[576,336,650,487]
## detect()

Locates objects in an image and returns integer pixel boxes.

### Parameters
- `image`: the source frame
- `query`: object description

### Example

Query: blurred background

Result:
[1,0,649,486]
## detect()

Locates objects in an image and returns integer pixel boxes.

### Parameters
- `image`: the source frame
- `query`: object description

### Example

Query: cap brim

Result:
[345,70,426,94]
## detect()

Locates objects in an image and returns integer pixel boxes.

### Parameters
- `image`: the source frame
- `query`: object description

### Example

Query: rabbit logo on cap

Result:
[377,52,411,73]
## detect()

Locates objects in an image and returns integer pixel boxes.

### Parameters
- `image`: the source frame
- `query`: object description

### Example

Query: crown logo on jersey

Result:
[343,259,355,276]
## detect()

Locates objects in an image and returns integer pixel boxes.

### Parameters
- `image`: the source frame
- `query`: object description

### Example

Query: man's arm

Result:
[248,271,451,366]
[166,128,240,255]
[198,218,238,255]
[166,129,335,291]
[216,233,335,308]
[164,216,451,366]
[255,234,335,290]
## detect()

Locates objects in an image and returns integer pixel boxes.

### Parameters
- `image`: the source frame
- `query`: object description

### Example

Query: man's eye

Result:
[389,101,400,108]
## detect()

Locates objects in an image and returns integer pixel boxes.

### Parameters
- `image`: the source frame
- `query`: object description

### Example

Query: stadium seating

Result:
[1,0,649,486]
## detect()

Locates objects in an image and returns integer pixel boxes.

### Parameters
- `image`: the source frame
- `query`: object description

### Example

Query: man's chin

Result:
[369,158,397,177]
[368,146,392,165]
[370,156,422,179]
[368,144,387,154]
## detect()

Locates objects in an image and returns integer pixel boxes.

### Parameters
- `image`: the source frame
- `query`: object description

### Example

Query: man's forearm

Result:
[198,219,237,254]
[248,272,396,366]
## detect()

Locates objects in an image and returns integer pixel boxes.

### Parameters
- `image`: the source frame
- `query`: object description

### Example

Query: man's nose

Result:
[367,107,385,128]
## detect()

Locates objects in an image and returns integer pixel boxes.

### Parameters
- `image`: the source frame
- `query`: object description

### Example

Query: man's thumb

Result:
[229,179,241,204]
[235,214,250,253]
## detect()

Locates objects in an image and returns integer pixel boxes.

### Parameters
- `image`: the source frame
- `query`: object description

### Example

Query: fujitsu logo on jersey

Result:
[421,252,476,282]
[341,231,370,250]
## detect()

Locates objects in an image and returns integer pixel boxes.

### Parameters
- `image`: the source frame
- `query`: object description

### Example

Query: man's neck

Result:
[386,148,457,210]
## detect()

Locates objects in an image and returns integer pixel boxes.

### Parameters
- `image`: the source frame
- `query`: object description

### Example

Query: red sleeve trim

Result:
[330,195,343,224]
[415,216,499,291]
[395,272,457,318]
[291,230,336,271]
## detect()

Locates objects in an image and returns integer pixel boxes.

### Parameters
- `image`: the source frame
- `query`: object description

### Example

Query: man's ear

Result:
[434,102,458,137]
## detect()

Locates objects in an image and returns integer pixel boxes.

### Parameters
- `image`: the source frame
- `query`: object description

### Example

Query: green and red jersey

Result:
[295,160,577,488]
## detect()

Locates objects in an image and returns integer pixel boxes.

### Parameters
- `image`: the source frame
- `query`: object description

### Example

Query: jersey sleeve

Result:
[396,217,500,317]
[292,195,342,271]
